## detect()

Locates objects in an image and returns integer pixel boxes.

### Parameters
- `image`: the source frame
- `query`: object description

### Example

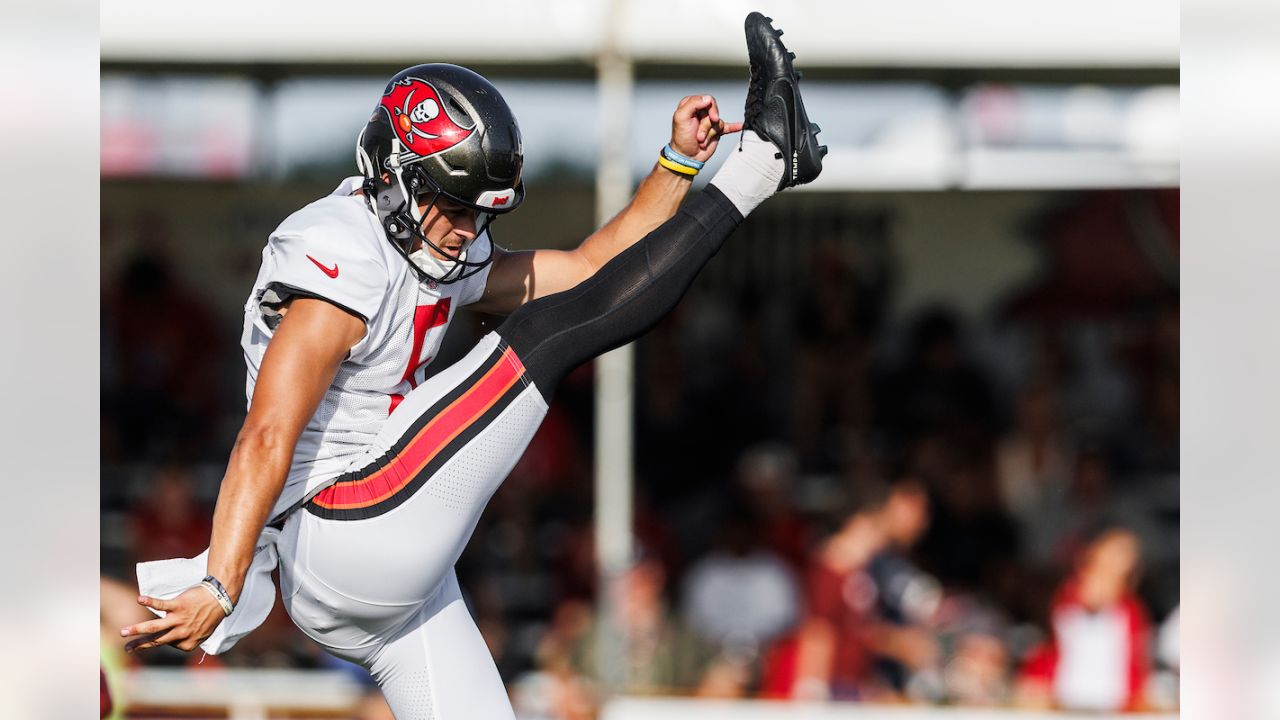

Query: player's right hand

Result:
[119,587,228,653]
[669,94,743,164]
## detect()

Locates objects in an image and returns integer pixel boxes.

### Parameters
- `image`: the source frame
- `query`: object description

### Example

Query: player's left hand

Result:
[119,587,228,654]
[670,94,743,164]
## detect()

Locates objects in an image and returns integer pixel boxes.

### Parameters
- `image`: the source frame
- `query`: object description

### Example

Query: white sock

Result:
[709,130,785,217]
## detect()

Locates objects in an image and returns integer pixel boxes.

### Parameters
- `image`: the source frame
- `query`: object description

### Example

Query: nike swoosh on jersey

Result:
[306,255,339,278]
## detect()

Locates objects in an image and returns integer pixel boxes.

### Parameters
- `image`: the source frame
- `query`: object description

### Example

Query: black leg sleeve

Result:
[497,185,743,395]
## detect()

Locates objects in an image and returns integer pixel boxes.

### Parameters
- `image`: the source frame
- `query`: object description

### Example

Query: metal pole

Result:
[593,0,634,699]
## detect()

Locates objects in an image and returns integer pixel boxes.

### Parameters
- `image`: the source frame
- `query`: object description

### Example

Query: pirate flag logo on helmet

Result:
[379,78,474,159]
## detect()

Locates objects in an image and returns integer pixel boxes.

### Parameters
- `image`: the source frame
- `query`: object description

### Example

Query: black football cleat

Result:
[743,11,826,189]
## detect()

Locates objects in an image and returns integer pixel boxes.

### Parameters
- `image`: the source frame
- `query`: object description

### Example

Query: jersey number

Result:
[388,298,452,415]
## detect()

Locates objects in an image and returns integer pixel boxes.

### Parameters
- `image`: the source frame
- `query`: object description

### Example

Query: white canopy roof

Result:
[101,0,1179,68]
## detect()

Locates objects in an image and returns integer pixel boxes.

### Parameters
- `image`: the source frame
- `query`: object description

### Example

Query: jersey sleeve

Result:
[261,223,389,323]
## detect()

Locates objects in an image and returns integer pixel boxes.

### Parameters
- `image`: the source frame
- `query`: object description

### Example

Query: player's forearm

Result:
[205,424,294,603]
[473,164,692,313]
[576,163,691,271]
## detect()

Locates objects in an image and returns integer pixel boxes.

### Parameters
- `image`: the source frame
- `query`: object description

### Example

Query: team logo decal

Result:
[380,78,474,158]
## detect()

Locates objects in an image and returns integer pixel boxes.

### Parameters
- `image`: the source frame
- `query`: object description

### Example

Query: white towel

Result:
[135,526,281,655]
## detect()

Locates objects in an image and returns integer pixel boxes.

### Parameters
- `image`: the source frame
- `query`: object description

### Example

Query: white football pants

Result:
[276,332,547,720]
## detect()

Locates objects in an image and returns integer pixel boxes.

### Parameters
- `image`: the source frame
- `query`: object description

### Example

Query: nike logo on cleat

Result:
[307,255,339,278]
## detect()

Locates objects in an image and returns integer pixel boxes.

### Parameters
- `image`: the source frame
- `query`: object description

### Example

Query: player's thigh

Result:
[290,332,548,612]
[297,399,548,606]
[283,484,475,649]
[367,570,515,720]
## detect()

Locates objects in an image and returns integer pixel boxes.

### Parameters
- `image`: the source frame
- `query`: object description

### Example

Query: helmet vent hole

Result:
[445,97,472,126]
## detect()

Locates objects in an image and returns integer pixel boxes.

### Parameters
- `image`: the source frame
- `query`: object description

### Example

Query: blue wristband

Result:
[662,144,705,170]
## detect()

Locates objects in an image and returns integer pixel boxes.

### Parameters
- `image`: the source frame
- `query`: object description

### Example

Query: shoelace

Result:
[744,60,765,129]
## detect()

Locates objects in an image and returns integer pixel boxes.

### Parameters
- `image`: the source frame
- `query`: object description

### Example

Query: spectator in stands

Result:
[733,444,812,571]
[943,628,1012,707]
[865,478,943,693]
[995,381,1075,551]
[917,446,1017,590]
[569,553,718,694]
[761,482,890,701]
[1014,526,1151,712]
[681,499,801,669]
[1052,447,1121,563]
[511,599,599,720]
[1013,435,1151,590]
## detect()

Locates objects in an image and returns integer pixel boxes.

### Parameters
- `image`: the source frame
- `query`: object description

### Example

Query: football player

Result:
[123,13,823,719]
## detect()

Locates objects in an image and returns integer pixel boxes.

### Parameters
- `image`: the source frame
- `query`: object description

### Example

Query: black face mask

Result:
[362,173,497,285]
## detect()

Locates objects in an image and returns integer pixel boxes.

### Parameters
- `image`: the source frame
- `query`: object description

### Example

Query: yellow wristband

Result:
[657,153,698,177]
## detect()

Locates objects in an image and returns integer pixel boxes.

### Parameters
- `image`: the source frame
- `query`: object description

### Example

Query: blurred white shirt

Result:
[681,551,800,651]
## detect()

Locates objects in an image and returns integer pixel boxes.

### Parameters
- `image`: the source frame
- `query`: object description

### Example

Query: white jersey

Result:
[240,177,494,518]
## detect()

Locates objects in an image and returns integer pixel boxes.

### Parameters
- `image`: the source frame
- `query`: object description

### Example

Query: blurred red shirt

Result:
[761,559,877,699]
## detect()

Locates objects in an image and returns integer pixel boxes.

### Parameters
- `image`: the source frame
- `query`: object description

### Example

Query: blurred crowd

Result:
[101,189,1179,717]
